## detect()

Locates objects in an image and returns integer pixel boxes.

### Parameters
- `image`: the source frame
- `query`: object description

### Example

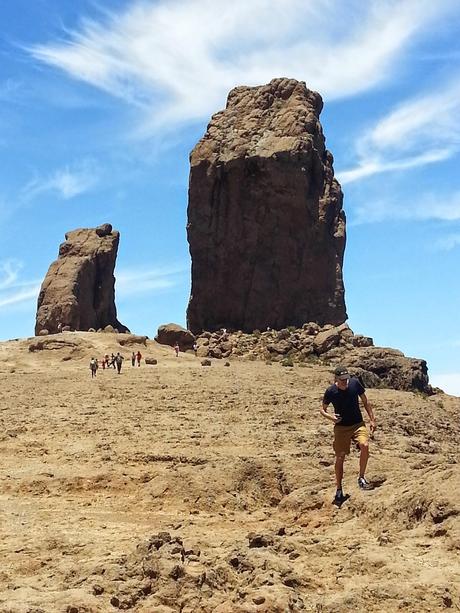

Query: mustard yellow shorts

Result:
[333,422,369,455]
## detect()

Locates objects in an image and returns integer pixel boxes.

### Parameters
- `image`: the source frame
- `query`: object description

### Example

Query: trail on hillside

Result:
[0,333,459,612]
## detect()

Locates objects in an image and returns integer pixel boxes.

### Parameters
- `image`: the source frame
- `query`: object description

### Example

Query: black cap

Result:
[334,366,350,380]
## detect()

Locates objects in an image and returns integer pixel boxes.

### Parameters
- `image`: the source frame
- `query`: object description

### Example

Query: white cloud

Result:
[0,78,22,102]
[0,259,40,310]
[22,160,98,201]
[0,259,22,290]
[28,0,458,132]
[338,79,460,185]
[432,233,460,251]
[116,263,188,297]
[0,287,40,309]
[352,190,460,225]
[430,373,460,397]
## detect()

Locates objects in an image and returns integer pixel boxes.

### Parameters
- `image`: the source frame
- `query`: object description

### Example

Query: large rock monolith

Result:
[35,223,128,334]
[187,78,346,334]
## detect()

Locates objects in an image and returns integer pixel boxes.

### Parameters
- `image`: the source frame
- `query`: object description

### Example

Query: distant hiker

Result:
[115,352,124,374]
[89,357,98,378]
[320,366,376,505]
[101,356,106,370]
[136,351,142,366]
[193,342,198,357]
[109,353,116,368]
[104,354,109,369]
[174,343,180,357]
[131,352,136,367]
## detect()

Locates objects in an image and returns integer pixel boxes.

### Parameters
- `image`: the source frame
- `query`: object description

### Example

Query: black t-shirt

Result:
[323,377,365,426]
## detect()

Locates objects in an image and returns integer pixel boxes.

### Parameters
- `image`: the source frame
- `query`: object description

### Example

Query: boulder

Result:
[346,347,430,392]
[35,224,128,335]
[29,338,79,352]
[267,340,292,354]
[187,78,346,334]
[313,326,341,354]
[145,358,158,365]
[155,324,195,349]
[352,334,374,347]
[117,335,148,347]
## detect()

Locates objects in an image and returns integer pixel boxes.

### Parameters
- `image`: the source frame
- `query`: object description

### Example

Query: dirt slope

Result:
[0,332,459,612]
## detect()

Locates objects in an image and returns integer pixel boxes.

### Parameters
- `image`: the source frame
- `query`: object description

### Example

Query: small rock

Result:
[253,595,266,605]
[247,532,273,548]
[169,564,185,580]
[201,359,212,366]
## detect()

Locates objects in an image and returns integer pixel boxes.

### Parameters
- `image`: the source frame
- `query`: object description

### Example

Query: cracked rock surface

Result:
[187,78,346,334]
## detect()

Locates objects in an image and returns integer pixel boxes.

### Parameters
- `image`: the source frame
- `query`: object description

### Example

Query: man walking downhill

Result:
[320,366,376,504]
[89,357,98,379]
[115,352,124,374]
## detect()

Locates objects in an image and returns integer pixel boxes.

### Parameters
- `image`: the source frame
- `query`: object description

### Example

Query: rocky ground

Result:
[0,332,459,612]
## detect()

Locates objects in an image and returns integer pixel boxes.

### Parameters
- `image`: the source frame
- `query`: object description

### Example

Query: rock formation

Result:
[155,323,195,350]
[193,324,430,393]
[187,77,346,334]
[35,223,128,335]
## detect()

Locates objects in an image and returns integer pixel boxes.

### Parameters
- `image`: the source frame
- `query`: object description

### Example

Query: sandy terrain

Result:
[0,332,459,612]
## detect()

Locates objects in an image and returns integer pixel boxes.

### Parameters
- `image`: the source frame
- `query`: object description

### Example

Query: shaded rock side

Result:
[187,77,346,334]
[35,224,128,334]
[155,323,195,349]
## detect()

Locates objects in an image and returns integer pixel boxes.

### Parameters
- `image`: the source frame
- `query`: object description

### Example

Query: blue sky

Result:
[1,0,459,394]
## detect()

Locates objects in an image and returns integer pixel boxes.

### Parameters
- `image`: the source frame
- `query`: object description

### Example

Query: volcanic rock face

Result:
[187,77,346,334]
[35,224,128,334]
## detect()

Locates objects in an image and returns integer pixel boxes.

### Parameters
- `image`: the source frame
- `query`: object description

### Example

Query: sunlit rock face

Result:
[35,223,128,334]
[187,78,347,334]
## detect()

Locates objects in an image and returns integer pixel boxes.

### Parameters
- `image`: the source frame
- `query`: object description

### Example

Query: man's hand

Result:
[369,419,376,434]
[332,413,342,424]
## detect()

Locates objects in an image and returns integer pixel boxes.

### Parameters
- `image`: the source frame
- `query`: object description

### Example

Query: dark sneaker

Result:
[334,489,346,504]
[358,477,373,490]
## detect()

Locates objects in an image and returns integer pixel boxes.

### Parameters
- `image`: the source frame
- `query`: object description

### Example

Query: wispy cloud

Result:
[0,259,40,310]
[28,0,458,132]
[338,79,460,185]
[352,190,460,225]
[21,159,99,201]
[116,263,188,297]
[429,372,460,396]
[0,78,23,102]
[432,233,460,251]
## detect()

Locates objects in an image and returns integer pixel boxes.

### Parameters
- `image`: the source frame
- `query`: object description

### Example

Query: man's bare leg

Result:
[358,442,369,479]
[335,453,345,490]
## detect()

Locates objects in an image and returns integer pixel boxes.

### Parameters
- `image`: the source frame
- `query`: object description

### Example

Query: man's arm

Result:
[359,393,376,433]
[320,402,341,424]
